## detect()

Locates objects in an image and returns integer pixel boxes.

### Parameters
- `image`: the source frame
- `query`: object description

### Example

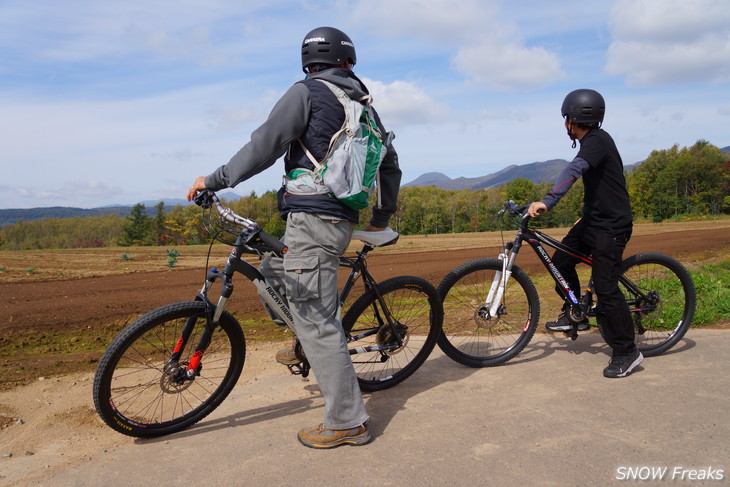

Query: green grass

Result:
[507,259,729,328]
[692,261,730,325]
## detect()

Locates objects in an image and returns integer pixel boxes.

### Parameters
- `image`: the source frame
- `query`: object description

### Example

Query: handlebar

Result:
[498,200,547,221]
[498,200,530,218]
[194,190,288,257]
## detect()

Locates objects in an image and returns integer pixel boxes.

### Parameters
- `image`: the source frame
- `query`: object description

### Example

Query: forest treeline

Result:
[1,140,728,250]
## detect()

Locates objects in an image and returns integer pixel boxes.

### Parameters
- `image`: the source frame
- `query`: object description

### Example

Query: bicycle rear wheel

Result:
[343,276,443,392]
[437,258,540,367]
[93,301,245,438]
[606,252,696,357]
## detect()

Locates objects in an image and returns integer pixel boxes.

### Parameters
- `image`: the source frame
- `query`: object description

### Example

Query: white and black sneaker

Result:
[545,313,590,332]
[603,349,644,378]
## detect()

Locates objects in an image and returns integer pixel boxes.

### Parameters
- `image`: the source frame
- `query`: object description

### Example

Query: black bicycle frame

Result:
[338,245,402,347]
[173,235,402,379]
[338,245,378,306]
[506,216,653,321]
[514,223,592,308]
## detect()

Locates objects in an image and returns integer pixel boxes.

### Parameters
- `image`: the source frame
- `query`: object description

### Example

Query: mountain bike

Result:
[437,200,696,367]
[93,190,442,438]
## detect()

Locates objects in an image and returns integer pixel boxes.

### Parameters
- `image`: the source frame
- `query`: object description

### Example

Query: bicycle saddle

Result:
[351,227,400,247]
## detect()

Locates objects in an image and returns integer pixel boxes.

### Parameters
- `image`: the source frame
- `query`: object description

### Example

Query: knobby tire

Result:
[437,258,540,367]
[343,276,443,392]
[93,301,245,438]
[603,252,696,357]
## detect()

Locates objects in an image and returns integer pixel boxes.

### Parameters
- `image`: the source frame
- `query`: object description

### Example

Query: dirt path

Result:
[2,331,729,486]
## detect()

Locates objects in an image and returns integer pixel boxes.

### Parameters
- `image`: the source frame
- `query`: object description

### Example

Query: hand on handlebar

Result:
[187,176,207,202]
[527,202,547,218]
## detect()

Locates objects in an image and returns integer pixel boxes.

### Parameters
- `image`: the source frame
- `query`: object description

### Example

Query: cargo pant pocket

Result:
[283,254,321,303]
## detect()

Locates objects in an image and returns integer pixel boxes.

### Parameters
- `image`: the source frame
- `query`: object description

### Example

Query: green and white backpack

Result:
[284,79,389,210]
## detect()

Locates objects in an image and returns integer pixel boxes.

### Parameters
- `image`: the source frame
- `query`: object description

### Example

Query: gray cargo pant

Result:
[258,212,369,430]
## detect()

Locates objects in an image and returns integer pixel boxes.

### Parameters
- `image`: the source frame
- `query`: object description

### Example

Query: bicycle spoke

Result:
[437,259,539,367]
[344,277,441,391]
[619,254,694,355]
[95,302,245,436]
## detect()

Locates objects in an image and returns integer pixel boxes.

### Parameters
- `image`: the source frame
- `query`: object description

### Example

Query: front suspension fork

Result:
[485,250,516,318]
[167,269,230,382]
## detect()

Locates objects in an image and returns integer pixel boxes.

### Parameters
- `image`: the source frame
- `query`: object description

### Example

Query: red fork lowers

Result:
[187,350,204,372]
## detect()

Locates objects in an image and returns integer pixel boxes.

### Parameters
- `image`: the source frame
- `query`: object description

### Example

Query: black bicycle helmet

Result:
[301,26,356,73]
[561,89,605,124]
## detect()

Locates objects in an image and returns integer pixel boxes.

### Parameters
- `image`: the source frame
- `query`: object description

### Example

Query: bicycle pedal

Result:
[561,330,580,341]
[286,363,303,374]
[286,362,311,379]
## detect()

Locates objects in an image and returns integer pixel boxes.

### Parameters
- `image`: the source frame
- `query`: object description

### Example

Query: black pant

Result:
[552,219,636,356]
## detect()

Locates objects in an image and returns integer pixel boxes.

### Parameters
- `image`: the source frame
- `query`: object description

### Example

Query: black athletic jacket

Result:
[542,128,632,230]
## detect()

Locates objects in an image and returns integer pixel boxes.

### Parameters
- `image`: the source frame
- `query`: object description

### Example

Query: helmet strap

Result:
[565,116,577,148]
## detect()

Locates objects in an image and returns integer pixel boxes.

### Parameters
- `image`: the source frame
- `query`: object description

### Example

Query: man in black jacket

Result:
[187,27,401,447]
[528,89,642,379]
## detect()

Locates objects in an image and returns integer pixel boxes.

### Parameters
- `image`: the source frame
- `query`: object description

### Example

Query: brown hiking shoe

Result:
[275,347,301,365]
[297,423,371,449]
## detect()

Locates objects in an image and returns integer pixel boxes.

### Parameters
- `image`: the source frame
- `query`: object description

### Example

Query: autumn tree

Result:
[118,203,152,246]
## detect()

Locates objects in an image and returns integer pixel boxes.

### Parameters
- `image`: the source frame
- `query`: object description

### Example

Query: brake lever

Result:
[194,190,215,209]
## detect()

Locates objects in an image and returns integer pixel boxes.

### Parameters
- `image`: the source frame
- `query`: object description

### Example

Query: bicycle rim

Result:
[619,253,695,357]
[344,277,442,392]
[94,301,245,437]
[437,259,539,367]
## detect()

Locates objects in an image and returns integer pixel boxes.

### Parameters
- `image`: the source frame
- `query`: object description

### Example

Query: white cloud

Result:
[0,181,123,209]
[350,0,564,90]
[0,80,276,208]
[453,41,563,91]
[351,0,499,42]
[0,0,276,70]
[361,78,450,127]
[607,0,730,86]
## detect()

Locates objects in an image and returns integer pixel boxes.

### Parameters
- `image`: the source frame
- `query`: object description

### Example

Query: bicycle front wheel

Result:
[93,301,245,438]
[343,276,443,392]
[437,258,540,367]
[608,252,696,357]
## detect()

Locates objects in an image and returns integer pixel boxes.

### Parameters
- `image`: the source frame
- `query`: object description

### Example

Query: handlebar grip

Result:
[194,189,216,208]
[257,230,288,257]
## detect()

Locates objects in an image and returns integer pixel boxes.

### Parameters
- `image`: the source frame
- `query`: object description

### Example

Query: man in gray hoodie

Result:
[187,27,401,448]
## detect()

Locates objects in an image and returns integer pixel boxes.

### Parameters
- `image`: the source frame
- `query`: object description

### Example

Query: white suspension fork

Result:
[485,251,514,318]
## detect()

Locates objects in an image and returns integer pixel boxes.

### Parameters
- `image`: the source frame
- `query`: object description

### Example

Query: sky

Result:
[1,0,729,209]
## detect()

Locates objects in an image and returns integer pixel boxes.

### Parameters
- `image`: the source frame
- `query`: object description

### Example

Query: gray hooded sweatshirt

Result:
[204,68,401,227]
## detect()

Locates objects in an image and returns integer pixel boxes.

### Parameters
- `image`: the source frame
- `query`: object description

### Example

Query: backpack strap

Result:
[298,79,371,170]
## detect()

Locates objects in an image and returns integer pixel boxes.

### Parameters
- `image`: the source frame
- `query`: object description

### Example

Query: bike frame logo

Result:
[263,283,294,323]
[535,244,578,303]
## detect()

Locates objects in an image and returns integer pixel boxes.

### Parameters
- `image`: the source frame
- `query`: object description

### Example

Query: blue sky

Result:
[1,0,729,209]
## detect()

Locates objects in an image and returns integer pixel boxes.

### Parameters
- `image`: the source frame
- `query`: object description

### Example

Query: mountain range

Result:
[402,158,648,191]
[403,158,572,190]
[0,190,244,227]
[2,146,728,227]
[402,144,729,191]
